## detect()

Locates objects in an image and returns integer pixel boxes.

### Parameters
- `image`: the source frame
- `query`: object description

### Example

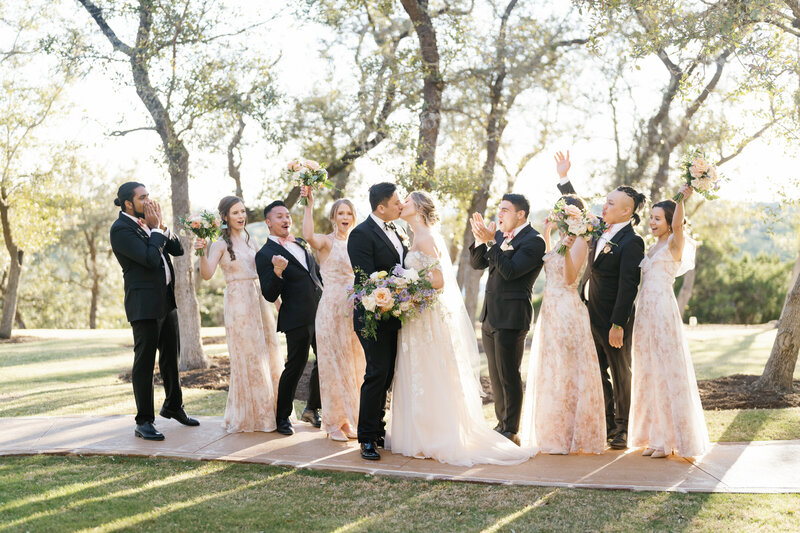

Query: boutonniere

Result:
[298,239,311,253]
[500,242,514,251]
[399,231,410,248]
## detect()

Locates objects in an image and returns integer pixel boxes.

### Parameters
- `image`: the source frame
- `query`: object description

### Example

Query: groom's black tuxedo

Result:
[256,237,322,421]
[558,180,644,434]
[109,212,184,425]
[470,223,546,435]
[348,216,408,444]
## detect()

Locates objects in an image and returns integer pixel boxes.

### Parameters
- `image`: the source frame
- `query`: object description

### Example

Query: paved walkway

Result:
[2,416,798,493]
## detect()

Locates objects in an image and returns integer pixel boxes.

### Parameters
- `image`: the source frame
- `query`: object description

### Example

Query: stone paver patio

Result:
[1,416,798,493]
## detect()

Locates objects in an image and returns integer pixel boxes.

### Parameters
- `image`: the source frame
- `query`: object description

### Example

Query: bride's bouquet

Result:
[673,150,721,202]
[548,199,609,256]
[178,211,221,256]
[284,158,333,205]
[348,264,439,340]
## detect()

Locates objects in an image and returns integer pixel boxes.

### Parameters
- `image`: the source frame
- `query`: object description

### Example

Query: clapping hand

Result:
[470,212,496,245]
[554,150,571,179]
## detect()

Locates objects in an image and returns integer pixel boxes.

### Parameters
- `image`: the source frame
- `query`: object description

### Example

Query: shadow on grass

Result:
[0,385,131,417]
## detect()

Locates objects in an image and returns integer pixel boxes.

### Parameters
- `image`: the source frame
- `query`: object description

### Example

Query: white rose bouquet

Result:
[674,150,721,202]
[284,158,333,205]
[347,264,439,340]
[548,198,609,256]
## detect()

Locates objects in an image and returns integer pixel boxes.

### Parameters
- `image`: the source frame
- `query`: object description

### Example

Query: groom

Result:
[469,194,546,446]
[555,151,645,449]
[348,182,407,460]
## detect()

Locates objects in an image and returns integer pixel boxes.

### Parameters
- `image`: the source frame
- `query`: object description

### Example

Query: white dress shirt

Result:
[123,212,171,285]
[594,221,630,261]
[370,213,404,263]
[269,235,309,271]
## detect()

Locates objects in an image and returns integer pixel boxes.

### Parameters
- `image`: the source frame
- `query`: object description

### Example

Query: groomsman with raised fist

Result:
[256,200,323,436]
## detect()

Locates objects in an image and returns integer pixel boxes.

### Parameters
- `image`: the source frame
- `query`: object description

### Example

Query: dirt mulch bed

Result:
[0,335,47,344]
[698,374,800,410]
[119,354,799,411]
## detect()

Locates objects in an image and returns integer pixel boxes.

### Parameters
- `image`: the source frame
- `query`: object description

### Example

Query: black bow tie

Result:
[384,221,397,231]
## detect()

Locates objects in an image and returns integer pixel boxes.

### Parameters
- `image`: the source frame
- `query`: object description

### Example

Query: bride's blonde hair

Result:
[409,191,440,226]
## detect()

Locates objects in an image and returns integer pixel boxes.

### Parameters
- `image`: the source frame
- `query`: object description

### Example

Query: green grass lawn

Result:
[2,327,799,532]
[0,456,798,532]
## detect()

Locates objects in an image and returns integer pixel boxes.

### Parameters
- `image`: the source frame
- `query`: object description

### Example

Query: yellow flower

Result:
[377,271,388,279]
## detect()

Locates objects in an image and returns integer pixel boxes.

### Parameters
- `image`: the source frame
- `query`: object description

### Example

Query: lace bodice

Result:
[219,238,259,282]
[404,249,440,272]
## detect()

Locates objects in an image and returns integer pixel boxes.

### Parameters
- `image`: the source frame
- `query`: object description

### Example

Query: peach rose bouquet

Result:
[178,210,221,256]
[674,150,721,202]
[284,158,333,205]
[548,198,609,255]
[348,264,439,340]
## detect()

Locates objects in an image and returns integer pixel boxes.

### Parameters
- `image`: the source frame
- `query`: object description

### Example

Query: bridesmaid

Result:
[519,195,606,454]
[301,186,365,442]
[195,196,283,433]
[629,184,710,458]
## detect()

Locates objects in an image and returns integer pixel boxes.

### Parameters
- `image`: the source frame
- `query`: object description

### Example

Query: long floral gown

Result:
[519,250,606,454]
[629,238,709,457]
[220,238,282,433]
[315,237,366,435]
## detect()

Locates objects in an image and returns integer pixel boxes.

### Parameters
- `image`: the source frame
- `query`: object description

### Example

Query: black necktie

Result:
[384,221,396,231]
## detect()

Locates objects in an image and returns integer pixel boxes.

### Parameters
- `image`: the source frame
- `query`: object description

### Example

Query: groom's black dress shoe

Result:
[276,418,294,435]
[606,428,618,442]
[360,442,381,461]
[160,407,200,426]
[502,431,521,446]
[493,423,504,434]
[300,408,322,428]
[609,431,628,450]
[135,422,165,441]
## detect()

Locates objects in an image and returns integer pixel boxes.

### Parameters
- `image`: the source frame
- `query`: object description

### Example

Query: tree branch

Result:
[76,0,134,56]
[109,126,156,136]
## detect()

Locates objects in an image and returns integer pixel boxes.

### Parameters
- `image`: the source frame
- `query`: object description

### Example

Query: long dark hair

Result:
[616,186,647,225]
[559,193,585,210]
[652,199,679,229]
[218,196,250,261]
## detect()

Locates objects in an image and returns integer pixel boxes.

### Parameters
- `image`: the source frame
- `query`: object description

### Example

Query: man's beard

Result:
[134,209,146,219]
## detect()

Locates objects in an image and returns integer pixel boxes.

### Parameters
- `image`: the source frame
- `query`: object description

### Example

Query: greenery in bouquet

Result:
[674,150,721,202]
[178,210,221,256]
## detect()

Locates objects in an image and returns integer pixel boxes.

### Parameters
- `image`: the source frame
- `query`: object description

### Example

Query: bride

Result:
[387,191,535,466]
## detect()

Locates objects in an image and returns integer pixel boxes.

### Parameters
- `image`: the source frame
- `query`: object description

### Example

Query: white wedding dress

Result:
[387,248,535,466]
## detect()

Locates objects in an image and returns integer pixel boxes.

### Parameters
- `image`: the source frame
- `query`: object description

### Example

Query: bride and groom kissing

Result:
[350,182,536,465]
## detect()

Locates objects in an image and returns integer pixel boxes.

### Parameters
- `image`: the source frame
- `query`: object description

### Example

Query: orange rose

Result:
[191,221,201,229]
[373,287,394,311]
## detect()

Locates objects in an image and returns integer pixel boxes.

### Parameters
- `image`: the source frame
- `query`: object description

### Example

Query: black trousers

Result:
[482,323,528,434]
[356,325,398,443]
[276,324,321,420]
[590,319,633,434]
[130,309,183,425]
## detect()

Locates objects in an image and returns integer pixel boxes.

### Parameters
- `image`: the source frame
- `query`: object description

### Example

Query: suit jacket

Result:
[109,212,183,322]
[255,237,323,333]
[347,216,409,332]
[558,180,644,329]
[469,224,546,331]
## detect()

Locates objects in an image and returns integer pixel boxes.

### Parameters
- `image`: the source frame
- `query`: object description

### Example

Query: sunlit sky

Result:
[11,2,800,221]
